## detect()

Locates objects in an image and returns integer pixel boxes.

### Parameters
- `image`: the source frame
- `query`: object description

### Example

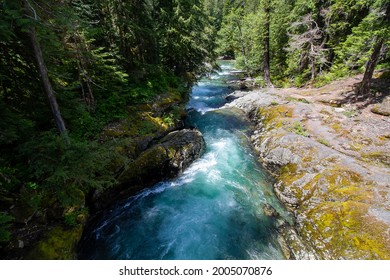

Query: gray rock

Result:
[93,128,205,211]
[117,128,205,186]
[276,218,319,260]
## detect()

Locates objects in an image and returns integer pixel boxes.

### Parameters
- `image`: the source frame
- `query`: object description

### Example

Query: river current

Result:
[78,61,288,260]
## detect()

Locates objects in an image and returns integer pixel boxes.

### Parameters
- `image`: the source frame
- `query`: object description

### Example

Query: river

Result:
[78,60,288,260]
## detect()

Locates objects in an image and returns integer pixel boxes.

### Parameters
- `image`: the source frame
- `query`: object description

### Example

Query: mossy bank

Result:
[1,88,205,259]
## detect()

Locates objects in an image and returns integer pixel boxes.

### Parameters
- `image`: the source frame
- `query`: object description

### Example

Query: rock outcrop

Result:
[226,78,390,259]
[118,128,205,186]
[93,128,205,211]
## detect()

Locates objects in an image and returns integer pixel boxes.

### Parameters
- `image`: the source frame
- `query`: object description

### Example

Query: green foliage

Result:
[334,0,389,73]
[0,213,13,243]
[343,109,359,118]
[162,113,175,127]
[18,132,119,195]
[215,0,388,86]
[318,138,330,147]
[64,209,88,227]
[292,122,309,137]
[313,64,350,87]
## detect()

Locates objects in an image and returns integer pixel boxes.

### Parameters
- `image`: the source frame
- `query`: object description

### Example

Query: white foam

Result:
[159,239,177,259]
[185,152,218,174]
[207,169,222,183]
[169,175,195,187]
[187,101,214,114]
[144,206,160,220]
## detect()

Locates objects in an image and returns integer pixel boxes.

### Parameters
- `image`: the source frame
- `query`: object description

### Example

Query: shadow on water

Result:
[78,60,288,260]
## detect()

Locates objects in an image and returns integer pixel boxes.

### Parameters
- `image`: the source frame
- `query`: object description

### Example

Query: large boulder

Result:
[118,128,205,185]
[93,128,205,210]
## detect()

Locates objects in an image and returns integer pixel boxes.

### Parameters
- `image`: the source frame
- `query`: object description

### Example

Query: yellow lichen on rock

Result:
[303,201,390,259]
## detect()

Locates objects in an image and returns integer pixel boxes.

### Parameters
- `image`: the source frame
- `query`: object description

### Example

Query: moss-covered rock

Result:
[371,96,390,117]
[93,128,205,211]
[26,225,83,260]
[118,128,205,185]
[118,128,205,186]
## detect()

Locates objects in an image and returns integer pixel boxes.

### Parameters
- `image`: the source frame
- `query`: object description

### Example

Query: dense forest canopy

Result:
[216,0,389,87]
[0,0,218,248]
[0,0,388,255]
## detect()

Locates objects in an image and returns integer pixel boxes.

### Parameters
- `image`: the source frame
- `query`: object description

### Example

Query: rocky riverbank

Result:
[225,72,390,259]
[4,89,205,260]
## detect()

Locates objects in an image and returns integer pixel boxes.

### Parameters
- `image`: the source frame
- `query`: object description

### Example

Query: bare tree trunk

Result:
[263,0,273,87]
[22,0,68,140]
[358,38,384,97]
[311,58,316,80]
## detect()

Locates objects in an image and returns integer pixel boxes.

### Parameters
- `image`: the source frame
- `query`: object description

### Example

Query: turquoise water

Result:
[78,61,287,260]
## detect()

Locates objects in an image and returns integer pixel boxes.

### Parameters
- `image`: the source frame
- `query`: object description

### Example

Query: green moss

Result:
[330,122,342,132]
[286,97,310,104]
[350,142,363,151]
[318,138,330,147]
[278,163,308,203]
[259,105,293,130]
[361,152,390,166]
[27,226,83,260]
[118,145,168,184]
[279,163,298,182]
[101,88,186,141]
[292,122,308,137]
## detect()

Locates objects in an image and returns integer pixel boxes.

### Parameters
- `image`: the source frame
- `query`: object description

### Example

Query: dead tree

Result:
[22,0,69,141]
[287,14,328,80]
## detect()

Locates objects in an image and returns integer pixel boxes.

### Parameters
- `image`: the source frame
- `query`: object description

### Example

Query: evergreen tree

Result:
[335,0,389,96]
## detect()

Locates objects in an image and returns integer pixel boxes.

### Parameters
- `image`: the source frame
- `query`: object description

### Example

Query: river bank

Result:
[3,84,205,259]
[225,72,390,259]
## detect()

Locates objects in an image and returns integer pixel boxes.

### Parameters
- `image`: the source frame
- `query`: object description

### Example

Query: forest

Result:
[0,0,389,259]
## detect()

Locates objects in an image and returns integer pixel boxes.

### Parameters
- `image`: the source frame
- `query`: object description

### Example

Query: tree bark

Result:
[263,0,274,87]
[311,58,316,80]
[358,38,384,97]
[22,0,68,140]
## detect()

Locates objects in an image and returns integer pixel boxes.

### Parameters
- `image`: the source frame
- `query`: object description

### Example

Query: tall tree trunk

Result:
[22,0,68,140]
[358,37,384,97]
[263,0,273,87]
